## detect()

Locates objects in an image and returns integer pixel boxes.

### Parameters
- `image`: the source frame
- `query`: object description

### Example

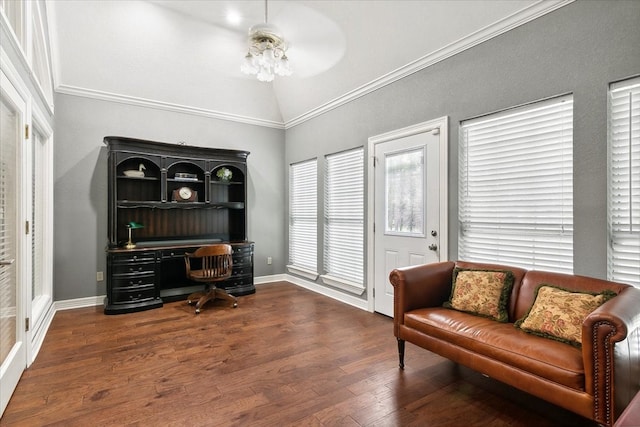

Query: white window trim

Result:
[321,147,364,293]
[459,94,574,273]
[288,158,318,277]
[286,264,319,281]
[29,102,54,345]
[608,76,640,287]
[320,274,365,295]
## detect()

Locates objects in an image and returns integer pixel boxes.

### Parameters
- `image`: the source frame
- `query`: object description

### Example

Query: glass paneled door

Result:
[0,70,27,415]
[370,118,448,317]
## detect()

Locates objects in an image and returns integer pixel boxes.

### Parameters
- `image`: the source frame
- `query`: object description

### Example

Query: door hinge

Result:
[372,156,378,167]
[373,288,375,297]
[25,317,30,332]
[25,220,30,234]
[25,124,29,139]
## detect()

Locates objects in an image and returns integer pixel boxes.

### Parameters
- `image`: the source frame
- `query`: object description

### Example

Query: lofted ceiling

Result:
[48,0,566,128]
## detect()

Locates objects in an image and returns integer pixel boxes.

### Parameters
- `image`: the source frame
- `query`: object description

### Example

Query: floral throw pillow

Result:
[515,285,617,347]
[443,268,514,322]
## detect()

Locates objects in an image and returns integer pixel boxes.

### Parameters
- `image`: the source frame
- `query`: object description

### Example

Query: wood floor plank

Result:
[1,282,596,426]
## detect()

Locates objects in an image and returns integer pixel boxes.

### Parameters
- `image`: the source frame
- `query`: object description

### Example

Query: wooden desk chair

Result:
[185,244,238,314]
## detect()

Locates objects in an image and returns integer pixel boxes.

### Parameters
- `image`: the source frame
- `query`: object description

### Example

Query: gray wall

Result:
[53,94,285,300]
[53,1,640,302]
[285,0,640,293]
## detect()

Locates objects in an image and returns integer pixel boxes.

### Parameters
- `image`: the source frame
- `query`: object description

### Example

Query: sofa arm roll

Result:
[582,286,640,426]
[389,262,455,332]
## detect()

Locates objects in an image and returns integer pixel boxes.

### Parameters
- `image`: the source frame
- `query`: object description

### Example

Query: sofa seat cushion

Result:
[404,307,585,390]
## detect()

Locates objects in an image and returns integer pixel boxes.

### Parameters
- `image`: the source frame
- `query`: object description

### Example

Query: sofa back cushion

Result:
[444,268,515,322]
[454,261,528,321]
[515,270,630,321]
[515,285,617,346]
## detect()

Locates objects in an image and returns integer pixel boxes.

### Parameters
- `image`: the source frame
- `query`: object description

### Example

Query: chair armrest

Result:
[389,261,455,336]
[582,286,640,426]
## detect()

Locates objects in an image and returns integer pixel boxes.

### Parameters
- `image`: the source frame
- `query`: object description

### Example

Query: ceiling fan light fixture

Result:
[241,0,292,82]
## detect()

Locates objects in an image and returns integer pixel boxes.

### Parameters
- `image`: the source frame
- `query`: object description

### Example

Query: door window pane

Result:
[385,148,424,235]
[0,94,18,364]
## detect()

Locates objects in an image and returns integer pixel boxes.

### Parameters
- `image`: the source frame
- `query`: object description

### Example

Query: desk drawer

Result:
[232,245,253,256]
[111,252,156,264]
[232,253,252,265]
[112,285,156,304]
[231,265,252,276]
[223,274,253,288]
[112,261,155,275]
[112,274,155,289]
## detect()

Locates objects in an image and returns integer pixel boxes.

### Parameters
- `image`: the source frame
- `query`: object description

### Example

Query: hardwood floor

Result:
[2,282,596,426]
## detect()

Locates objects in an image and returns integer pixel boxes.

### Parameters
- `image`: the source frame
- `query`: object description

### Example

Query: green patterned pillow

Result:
[515,285,617,347]
[443,268,514,322]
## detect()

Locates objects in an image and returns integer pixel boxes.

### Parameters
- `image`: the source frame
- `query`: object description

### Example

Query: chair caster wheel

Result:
[195,309,200,314]
[187,300,192,305]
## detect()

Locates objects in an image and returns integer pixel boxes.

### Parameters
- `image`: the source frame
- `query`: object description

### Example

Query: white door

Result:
[369,118,448,317]
[0,70,27,415]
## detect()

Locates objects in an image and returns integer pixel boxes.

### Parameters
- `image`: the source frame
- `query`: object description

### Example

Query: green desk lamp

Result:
[125,221,144,249]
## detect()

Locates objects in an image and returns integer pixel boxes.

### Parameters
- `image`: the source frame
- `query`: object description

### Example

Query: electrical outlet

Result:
[97,271,104,281]
[267,256,272,265]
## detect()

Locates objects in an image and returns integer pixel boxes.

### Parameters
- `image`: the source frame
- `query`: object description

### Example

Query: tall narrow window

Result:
[459,95,574,273]
[30,119,53,325]
[31,1,53,104]
[0,0,24,47]
[608,77,640,287]
[322,147,364,293]
[288,159,318,279]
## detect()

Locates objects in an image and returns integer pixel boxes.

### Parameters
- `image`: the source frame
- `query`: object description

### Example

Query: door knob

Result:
[428,244,438,251]
[431,230,438,237]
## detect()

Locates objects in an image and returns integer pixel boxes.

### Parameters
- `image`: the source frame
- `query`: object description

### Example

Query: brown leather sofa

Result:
[389,260,640,427]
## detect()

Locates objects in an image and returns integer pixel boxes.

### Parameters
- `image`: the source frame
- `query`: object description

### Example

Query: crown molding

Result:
[55,84,286,130]
[284,0,573,129]
[52,0,571,131]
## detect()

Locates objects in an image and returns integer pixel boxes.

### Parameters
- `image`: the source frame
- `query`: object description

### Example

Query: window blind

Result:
[608,77,640,287]
[32,129,46,299]
[459,95,574,273]
[288,159,317,273]
[324,147,364,285]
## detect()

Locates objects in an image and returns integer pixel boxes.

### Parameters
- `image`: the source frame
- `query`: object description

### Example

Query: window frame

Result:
[608,76,640,287]
[321,147,365,295]
[287,158,318,280]
[458,94,574,273]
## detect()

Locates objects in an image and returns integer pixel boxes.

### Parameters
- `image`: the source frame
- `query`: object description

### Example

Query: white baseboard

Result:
[49,275,370,312]
[254,274,287,284]
[54,295,105,311]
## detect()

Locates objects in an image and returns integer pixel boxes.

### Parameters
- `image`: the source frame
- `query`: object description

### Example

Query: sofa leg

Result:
[397,339,405,369]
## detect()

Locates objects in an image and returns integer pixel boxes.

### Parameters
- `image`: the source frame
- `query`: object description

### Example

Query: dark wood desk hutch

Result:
[104,136,254,314]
